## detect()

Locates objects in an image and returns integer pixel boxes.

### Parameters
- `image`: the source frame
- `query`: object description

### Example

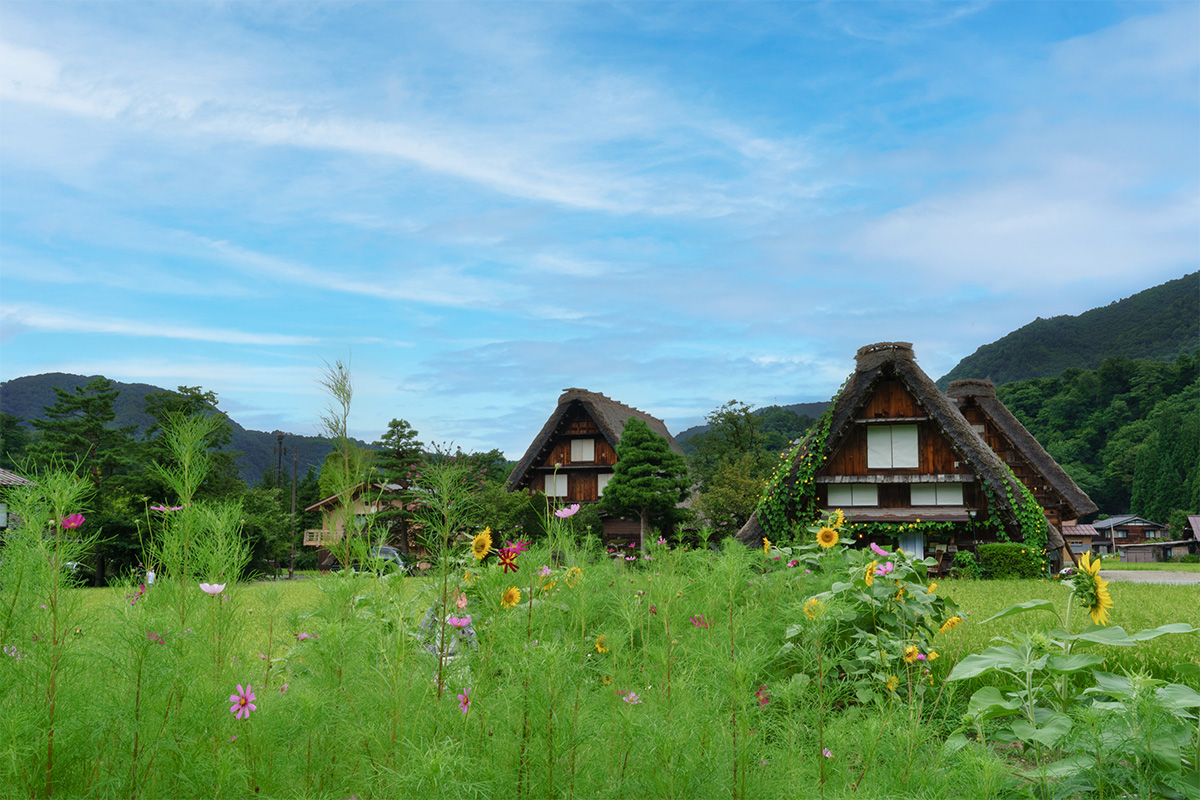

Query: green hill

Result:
[937,272,1199,388]
[0,373,365,485]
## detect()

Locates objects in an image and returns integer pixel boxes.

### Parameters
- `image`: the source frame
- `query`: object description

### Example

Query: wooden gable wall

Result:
[530,403,619,504]
[822,379,961,477]
[956,402,1065,527]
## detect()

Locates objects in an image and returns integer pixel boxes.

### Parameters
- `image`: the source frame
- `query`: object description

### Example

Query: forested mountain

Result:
[0,373,363,484]
[996,352,1198,523]
[938,272,1198,388]
[676,402,826,452]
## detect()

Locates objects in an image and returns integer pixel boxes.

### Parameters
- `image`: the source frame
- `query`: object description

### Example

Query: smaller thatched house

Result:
[0,468,32,531]
[506,388,685,541]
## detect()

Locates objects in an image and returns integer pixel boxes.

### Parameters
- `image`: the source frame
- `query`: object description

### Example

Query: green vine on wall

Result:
[980,463,1050,574]
[756,376,849,541]
[840,519,959,543]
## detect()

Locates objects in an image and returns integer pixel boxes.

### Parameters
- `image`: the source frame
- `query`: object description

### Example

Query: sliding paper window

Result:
[545,474,567,497]
[867,425,918,469]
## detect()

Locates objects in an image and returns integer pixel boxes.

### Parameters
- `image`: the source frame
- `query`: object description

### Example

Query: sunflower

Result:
[803,597,823,621]
[830,508,845,529]
[762,537,772,555]
[565,566,582,588]
[927,582,937,594]
[595,635,609,654]
[472,528,493,560]
[939,616,963,635]
[501,586,521,609]
[927,651,939,661]
[1074,552,1114,626]
[885,675,899,693]
[817,527,839,548]
[864,560,878,587]
[903,645,920,664]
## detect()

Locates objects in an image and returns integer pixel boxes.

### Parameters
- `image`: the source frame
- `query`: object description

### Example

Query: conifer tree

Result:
[601,417,690,550]
[374,418,424,554]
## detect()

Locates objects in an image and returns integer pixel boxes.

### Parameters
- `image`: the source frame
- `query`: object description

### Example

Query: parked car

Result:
[331,545,407,574]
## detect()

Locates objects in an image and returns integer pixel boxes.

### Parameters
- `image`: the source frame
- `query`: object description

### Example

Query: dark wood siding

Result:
[568,472,600,503]
[859,379,924,419]
[822,420,959,476]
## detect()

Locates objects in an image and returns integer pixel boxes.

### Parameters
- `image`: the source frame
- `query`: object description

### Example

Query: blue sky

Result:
[1,2,1196,458]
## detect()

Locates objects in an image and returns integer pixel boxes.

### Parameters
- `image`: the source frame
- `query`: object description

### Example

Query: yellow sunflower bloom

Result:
[927,582,937,594]
[927,651,939,661]
[595,635,609,654]
[763,537,772,555]
[865,560,878,586]
[472,528,493,560]
[903,645,920,664]
[1074,552,1114,626]
[886,675,899,693]
[565,566,582,588]
[817,527,839,548]
[501,586,521,609]
[803,597,823,621]
[939,616,963,635]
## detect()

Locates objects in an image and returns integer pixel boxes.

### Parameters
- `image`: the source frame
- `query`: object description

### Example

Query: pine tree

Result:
[600,417,691,550]
[374,418,424,554]
[28,377,137,492]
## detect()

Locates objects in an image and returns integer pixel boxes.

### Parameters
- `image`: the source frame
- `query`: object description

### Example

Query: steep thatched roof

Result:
[737,342,1052,547]
[0,468,31,487]
[947,379,1098,520]
[507,388,683,492]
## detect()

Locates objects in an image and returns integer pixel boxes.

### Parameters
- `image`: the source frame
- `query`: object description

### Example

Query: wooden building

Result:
[506,388,685,541]
[737,342,1081,564]
[1090,514,1169,554]
[0,467,31,531]
[303,482,421,569]
[947,379,1098,566]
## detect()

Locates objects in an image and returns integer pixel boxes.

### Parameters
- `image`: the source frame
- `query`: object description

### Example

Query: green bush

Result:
[952,549,981,579]
[1176,553,1199,564]
[977,542,1042,579]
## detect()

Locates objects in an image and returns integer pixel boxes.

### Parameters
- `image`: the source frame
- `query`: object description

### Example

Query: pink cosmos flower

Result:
[656,537,668,546]
[870,542,889,558]
[229,684,257,720]
[874,561,895,577]
[149,505,183,512]
[199,583,226,595]
[625,556,636,561]
[620,691,642,705]
[690,615,710,629]
[823,748,833,758]
[539,565,553,577]
[458,687,471,713]
[447,616,472,628]
[627,542,635,548]
[296,633,314,641]
[455,593,469,610]
[279,684,289,693]
[787,560,799,568]
[504,540,530,555]
[61,513,85,530]
[554,504,580,518]
[756,684,771,707]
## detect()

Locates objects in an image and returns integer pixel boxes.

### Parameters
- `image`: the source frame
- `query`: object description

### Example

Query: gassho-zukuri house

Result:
[736,342,1096,568]
[506,388,687,542]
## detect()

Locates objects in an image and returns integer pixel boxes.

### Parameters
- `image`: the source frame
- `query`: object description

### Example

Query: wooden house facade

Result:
[737,342,1085,566]
[506,388,685,540]
[303,482,423,568]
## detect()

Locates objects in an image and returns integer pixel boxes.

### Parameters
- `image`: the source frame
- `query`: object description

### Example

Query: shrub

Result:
[952,550,981,579]
[1176,553,1199,564]
[977,542,1042,579]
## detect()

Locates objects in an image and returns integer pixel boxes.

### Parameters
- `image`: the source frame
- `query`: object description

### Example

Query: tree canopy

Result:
[600,417,691,549]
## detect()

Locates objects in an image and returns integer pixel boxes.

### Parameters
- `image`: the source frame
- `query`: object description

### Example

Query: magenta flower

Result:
[874,561,895,577]
[624,556,636,562]
[229,684,257,720]
[554,504,580,518]
[627,542,635,548]
[870,542,889,558]
[199,582,226,595]
[620,691,642,705]
[787,560,799,568]
[656,537,668,545]
[690,614,710,629]
[539,565,553,577]
[61,513,85,530]
[504,540,530,555]
[458,687,471,713]
[823,748,834,758]
[756,684,771,707]
[296,633,314,641]
[279,683,289,693]
[447,616,472,628]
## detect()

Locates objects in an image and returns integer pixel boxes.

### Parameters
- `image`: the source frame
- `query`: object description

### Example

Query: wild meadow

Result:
[2,406,1198,799]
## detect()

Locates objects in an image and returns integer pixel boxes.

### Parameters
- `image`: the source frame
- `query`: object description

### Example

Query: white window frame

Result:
[909,483,963,506]
[570,438,595,463]
[597,472,612,497]
[867,425,919,469]
[827,484,878,507]
[545,474,567,497]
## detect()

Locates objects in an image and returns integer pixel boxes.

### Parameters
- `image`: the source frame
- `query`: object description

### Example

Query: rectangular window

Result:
[910,484,964,506]
[0,502,6,528]
[570,438,595,463]
[867,425,918,469]
[597,473,612,497]
[545,474,567,497]
[828,484,878,506]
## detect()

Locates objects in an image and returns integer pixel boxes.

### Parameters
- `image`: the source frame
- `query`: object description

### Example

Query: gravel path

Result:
[1101,570,1200,585]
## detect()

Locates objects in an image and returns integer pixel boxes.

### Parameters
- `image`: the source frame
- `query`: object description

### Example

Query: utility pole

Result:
[275,431,285,489]
[290,447,298,580]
